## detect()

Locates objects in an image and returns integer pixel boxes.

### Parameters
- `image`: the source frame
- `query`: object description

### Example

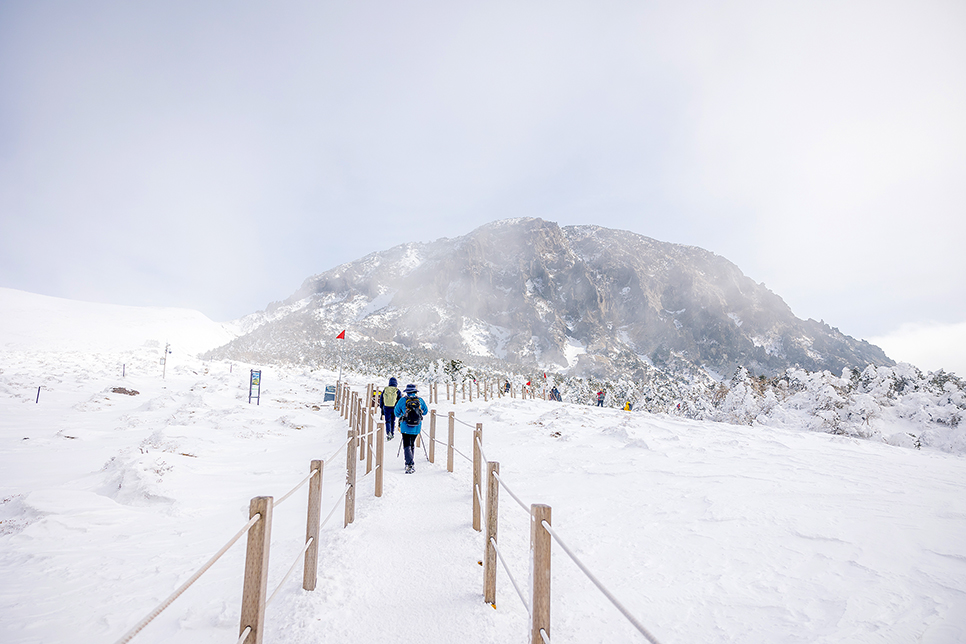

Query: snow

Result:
[562,337,586,369]
[1,292,966,643]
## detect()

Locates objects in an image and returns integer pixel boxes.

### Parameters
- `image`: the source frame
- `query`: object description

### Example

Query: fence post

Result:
[359,400,367,463]
[429,409,437,464]
[239,496,273,644]
[484,462,500,606]
[530,504,552,644]
[447,412,455,473]
[469,381,473,402]
[303,460,323,590]
[366,407,374,474]
[446,382,450,402]
[472,424,483,532]
[375,422,385,497]
[345,425,358,526]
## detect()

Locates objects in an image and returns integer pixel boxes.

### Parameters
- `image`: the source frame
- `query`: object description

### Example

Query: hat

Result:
[389,377,398,386]
[404,383,418,395]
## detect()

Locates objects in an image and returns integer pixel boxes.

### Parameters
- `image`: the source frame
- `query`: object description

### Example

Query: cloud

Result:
[870,321,966,377]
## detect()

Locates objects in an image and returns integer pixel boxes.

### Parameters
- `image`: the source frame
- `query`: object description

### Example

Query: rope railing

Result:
[540,519,663,644]
[492,471,530,515]
[490,536,530,614]
[452,444,473,463]
[266,536,315,608]
[275,467,320,508]
[322,484,352,530]
[235,626,252,644]
[113,513,262,644]
[325,436,351,465]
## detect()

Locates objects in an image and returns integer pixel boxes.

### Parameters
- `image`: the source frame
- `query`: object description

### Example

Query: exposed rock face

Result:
[212,218,893,378]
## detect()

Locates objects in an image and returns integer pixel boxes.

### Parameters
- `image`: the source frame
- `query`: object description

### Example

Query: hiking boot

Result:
[405,464,415,474]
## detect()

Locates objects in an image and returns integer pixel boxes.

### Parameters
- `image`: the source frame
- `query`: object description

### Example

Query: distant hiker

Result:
[381,377,400,439]
[550,387,561,402]
[596,390,605,407]
[503,380,510,393]
[394,383,429,474]
[623,401,633,411]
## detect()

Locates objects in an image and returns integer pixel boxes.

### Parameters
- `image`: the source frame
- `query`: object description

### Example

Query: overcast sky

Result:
[1,1,964,371]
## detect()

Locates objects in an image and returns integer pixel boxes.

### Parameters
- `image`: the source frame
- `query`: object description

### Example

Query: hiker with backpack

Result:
[381,377,401,440]
[596,390,606,407]
[394,383,429,474]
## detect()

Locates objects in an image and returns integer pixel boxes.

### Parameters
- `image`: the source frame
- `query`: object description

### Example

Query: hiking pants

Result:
[402,433,417,466]
[383,406,396,434]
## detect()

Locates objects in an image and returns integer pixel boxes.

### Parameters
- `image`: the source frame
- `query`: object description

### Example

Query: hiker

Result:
[623,401,633,411]
[394,383,429,474]
[596,390,605,407]
[503,380,510,393]
[381,377,401,440]
[550,386,561,402]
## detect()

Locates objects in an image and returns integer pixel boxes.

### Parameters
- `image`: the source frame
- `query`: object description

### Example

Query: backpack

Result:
[383,386,398,407]
[403,396,423,426]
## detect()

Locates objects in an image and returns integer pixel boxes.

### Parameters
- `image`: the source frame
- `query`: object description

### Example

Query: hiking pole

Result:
[397,436,403,458]
[420,433,430,461]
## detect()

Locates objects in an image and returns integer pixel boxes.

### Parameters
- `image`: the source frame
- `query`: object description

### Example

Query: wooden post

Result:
[358,400,366,462]
[469,381,473,402]
[484,461,500,606]
[375,422,385,497]
[345,426,357,526]
[446,382,450,402]
[429,409,437,463]
[366,407,374,475]
[334,382,341,412]
[463,381,466,401]
[483,381,487,402]
[447,411,455,473]
[530,504,552,644]
[303,460,323,590]
[239,496,273,644]
[472,424,483,532]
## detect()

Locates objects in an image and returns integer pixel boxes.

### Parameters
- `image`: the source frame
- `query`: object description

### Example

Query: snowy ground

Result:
[1,291,965,643]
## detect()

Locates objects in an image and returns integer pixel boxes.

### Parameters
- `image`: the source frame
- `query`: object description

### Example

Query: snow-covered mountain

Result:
[209,218,891,378]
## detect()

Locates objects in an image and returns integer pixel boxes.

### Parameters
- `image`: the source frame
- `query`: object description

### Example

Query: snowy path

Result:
[263,427,529,644]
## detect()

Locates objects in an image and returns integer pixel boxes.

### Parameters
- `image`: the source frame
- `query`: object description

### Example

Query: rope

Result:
[235,626,252,644]
[454,417,476,429]
[452,445,473,463]
[475,434,490,465]
[325,436,351,465]
[540,520,663,644]
[275,468,320,508]
[540,628,551,644]
[492,471,530,515]
[320,485,351,530]
[474,483,485,514]
[113,514,262,644]
[265,537,315,608]
[490,536,530,615]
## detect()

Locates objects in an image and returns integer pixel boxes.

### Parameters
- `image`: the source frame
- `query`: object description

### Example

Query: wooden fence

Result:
[115,378,661,644]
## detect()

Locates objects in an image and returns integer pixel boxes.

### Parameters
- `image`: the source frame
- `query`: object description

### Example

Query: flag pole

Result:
[336,329,346,386]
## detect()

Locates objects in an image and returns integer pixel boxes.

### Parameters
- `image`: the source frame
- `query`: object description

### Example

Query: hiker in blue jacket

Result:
[394,383,429,474]
[381,377,401,439]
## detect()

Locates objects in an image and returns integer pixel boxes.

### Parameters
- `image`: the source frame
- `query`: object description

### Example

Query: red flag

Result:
[526,381,531,386]
[336,330,346,339]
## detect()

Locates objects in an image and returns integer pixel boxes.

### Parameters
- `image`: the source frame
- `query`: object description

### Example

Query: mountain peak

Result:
[213,219,893,378]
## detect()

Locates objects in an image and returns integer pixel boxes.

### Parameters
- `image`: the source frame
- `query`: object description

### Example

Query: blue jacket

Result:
[394,394,429,435]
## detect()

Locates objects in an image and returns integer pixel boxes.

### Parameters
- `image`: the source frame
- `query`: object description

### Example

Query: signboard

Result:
[249,369,262,405]
[323,385,336,403]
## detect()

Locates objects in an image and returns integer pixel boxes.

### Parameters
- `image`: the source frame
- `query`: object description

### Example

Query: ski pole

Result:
[397,435,403,458]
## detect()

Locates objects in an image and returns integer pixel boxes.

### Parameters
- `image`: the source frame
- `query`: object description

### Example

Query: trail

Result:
[264,425,528,644]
